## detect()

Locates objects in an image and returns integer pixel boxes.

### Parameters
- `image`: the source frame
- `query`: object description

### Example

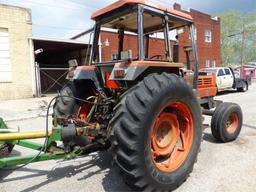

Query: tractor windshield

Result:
[90,3,195,65]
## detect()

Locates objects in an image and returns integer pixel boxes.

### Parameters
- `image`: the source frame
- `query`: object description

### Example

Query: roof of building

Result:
[31,37,88,45]
[0,3,31,12]
[31,37,89,53]
[91,0,193,21]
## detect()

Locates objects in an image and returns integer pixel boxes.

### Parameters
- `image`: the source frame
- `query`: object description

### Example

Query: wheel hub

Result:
[151,102,194,172]
[226,112,238,134]
[152,113,180,157]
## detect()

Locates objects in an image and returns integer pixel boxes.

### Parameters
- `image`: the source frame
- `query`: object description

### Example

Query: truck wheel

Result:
[237,82,248,92]
[211,102,242,142]
[110,73,202,191]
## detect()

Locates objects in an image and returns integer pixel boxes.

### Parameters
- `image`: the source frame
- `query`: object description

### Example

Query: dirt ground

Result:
[1,84,256,192]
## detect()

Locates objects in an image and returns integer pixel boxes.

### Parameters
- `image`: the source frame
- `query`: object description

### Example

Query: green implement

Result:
[0,117,82,168]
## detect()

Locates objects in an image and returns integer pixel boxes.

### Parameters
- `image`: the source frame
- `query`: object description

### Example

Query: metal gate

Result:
[35,63,69,96]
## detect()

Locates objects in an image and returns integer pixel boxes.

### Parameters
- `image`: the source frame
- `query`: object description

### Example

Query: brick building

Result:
[173,3,221,69]
[97,3,221,69]
[0,4,33,100]
[100,30,169,62]
[0,4,89,100]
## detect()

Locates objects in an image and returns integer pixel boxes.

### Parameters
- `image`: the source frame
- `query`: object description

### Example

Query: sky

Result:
[1,0,255,39]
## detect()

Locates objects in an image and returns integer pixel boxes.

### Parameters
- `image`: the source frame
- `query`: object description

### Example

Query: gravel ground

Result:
[1,84,256,192]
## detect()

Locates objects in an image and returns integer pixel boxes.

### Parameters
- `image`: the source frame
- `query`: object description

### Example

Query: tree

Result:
[220,10,256,66]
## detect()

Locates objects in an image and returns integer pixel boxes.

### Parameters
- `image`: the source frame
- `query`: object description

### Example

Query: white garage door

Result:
[0,28,12,82]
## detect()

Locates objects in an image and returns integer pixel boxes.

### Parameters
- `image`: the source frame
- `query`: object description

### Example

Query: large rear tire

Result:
[53,82,93,147]
[110,73,202,191]
[53,82,77,117]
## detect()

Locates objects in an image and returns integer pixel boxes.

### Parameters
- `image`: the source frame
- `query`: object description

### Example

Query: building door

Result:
[0,28,11,82]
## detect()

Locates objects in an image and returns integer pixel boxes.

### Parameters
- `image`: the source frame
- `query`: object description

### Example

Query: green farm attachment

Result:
[0,118,15,158]
[0,117,88,169]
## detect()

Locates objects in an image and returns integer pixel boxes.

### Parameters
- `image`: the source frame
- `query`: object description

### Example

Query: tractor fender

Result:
[73,66,101,89]
[110,65,147,81]
[109,61,181,81]
[109,61,149,81]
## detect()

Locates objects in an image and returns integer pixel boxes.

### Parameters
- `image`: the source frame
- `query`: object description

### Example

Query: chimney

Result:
[173,3,181,10]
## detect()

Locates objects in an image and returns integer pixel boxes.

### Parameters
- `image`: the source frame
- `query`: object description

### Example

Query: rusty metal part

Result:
[76,123,101,137]
[0,144,14,157]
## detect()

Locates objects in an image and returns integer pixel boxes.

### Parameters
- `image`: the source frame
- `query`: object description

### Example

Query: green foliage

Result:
[220,10,256,66]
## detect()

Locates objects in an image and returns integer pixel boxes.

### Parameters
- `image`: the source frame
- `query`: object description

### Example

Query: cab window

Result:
[224,68,231,75]
[217,69,225,76]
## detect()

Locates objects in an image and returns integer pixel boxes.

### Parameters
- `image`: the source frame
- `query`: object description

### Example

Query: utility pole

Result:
[241,22,245,66]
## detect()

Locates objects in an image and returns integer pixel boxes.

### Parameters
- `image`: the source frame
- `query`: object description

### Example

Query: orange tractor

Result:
[53,1,242,190]
[0,0,242,191]
[53,0,242,190]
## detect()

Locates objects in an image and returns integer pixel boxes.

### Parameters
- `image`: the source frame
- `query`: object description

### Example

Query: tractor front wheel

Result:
[110,73,202,191]
[211,102,243,142]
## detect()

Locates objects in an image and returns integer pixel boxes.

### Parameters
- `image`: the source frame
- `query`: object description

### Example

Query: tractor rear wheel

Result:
[53,82,78,117]
[53,82,94,120]
[53,82,94,147]
[110,73,202,191]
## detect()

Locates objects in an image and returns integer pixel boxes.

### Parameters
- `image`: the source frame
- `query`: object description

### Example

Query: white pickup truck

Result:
[200,67,251,92]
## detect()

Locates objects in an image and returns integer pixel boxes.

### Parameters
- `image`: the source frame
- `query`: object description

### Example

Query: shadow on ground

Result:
[0,151,131,192]
[202,132,220,144]
[243,123,256,130]
[217,90,239,96]
[2,124,254,192]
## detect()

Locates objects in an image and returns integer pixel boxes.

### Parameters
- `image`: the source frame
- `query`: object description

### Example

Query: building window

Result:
[205,30,212,43]
[212,60,216,68]
[0,28,12,82]
[205,59,210,68]
[177,27,184,34]
[189,27,197,40]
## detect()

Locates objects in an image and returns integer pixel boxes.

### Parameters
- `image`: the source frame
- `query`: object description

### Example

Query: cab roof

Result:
[91,0,193,22]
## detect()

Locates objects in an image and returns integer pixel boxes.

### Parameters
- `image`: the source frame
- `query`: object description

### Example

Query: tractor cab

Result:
[75,0,199,89]
[90,0,196,63]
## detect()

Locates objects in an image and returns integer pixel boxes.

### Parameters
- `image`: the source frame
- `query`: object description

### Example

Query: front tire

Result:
[211,102,243,142]
[110,73,202,191]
